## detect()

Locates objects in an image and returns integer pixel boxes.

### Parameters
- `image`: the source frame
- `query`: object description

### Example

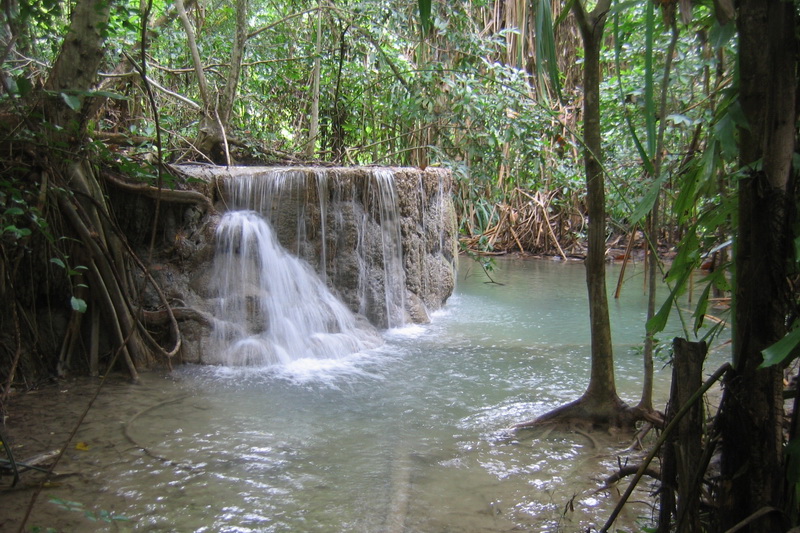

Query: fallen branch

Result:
[600,463,660,489]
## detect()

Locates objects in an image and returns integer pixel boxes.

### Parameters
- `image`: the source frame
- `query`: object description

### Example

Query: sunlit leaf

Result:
[61,92,81,111]
[71,297,88,313]
[666,113,694,126]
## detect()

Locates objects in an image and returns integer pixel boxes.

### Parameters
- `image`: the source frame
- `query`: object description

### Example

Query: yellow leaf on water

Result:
[75,442,90,451]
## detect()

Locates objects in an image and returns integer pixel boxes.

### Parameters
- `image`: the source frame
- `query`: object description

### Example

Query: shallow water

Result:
[10,257,728,532]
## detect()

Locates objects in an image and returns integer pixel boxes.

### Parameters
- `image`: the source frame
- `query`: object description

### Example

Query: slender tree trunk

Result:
[175,0,225,162]
[515,0,636,430]
[307,1,323,159]
[572,0,619,410]
[641,19,679,412]
[718,0,797,531]
[219,0,249,128]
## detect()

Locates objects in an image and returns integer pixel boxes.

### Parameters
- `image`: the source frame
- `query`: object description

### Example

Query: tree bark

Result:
[307,1,323,159]
[43,0,110,131]
[36,0,181,379]
[515,0,630,430]
[659,338,706,533]
[718,0,797,531]
[219,0,249,128]
[572,0,620,410]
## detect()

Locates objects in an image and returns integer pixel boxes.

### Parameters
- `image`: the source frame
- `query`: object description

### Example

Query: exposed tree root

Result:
[51,160,188,378]
[512,394,641,432]
[102,168,214,211]
[141,307,214,328]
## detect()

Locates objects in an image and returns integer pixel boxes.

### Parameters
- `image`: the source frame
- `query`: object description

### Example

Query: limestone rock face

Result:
[148,165,457,364]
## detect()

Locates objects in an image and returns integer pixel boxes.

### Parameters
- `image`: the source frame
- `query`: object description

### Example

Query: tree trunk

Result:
[37,0,182,379]
[307,1,323,159]
[718,0,797,531]
[573,0,621,412]
[43,0,110,131]
[514,0,632,430]
[219,0,249,129]
[659,338,706,533]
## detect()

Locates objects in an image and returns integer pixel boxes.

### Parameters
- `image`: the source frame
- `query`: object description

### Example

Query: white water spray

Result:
[210,210,382,366]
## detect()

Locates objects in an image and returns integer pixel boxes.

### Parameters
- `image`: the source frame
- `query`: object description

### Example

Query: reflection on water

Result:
[57,257,727,532]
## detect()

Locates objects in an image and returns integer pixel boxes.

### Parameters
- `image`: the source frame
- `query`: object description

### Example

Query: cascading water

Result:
[209,210,382,366]
[371,170,406,328]
[207,167,417,366]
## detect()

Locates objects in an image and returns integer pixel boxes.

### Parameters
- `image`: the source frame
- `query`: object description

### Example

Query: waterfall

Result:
[210,211,381,366]
[208,167,414,366]
[371,170,406,328]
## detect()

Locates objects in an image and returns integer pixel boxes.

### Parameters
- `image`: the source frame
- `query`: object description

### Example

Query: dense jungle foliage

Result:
[2,0,739,258]
[1,0,799,531]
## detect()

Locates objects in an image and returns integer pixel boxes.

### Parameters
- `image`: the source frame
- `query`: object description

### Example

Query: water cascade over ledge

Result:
[142,165,458,366]
[210,210,383,366]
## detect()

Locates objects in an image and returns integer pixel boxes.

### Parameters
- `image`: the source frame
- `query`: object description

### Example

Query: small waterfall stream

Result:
[209,211,382,366]
[208,168,413,366]
[371,169,406,328]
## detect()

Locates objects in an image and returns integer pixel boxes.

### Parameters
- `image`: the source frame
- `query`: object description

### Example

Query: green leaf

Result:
[629,173,668,224]
[760,327,800,368]
[61,92,81,111]
[647,289,676,335]
[714,114,737,159]
[647,261,694,335]
[71,296,88,313]
[418,0,432,37]
[15,76,33,97]
[4,225,31,238]
[535,0,562,101]
[666,113,694,127]
[50,257,66,269]
[784,437,800,500]
[692,272,718,334]
[709,20,736,49]
[4,206,24,216]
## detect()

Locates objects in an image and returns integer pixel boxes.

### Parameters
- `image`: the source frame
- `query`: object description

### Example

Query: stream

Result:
[6,257,728,532]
